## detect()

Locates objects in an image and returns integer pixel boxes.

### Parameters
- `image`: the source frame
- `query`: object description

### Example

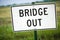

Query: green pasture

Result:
[0,1,60,40]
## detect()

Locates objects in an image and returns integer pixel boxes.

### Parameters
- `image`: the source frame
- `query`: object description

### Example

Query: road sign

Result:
[11,4,56,31]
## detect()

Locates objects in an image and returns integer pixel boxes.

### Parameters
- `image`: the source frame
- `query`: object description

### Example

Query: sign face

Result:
[11,4,56,31]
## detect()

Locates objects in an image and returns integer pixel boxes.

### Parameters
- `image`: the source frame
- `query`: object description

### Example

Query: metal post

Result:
[34,30,37,40]
[32,2,37,40]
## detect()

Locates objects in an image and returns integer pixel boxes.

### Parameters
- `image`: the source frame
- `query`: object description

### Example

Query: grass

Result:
[0,1,60,40]
[0,7,11,18]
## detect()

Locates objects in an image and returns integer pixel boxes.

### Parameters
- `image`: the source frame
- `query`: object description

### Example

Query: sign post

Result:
[32,3,37,40]
[34,30,37,40]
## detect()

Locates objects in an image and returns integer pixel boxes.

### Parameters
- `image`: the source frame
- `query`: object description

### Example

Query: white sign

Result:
[11,4,56,31]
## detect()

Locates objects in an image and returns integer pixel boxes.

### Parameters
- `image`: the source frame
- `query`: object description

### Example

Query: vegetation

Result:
[0,1,60,40]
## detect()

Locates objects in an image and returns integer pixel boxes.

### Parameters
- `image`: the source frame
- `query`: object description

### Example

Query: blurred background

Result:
[0,0,60,40]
